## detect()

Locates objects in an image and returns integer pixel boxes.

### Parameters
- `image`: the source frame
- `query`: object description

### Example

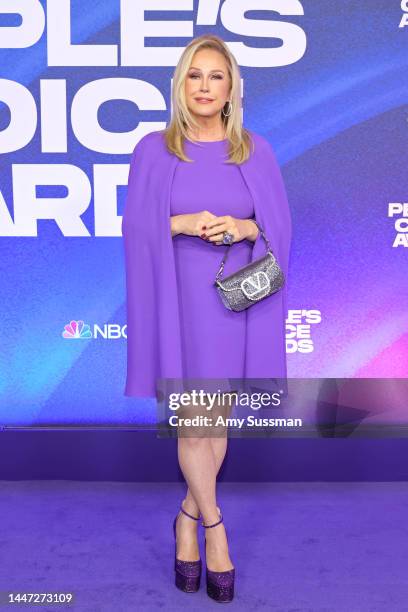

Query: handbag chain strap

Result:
[215,219,272,282]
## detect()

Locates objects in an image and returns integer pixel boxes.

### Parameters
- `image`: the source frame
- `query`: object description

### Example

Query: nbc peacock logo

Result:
[62,320,92,339]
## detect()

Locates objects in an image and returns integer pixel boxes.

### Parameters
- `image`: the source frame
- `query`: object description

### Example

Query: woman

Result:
[122,34,292,603]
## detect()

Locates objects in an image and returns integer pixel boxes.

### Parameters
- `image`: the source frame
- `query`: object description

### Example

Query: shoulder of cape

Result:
[130,129,165,158]
[246,128,277,162]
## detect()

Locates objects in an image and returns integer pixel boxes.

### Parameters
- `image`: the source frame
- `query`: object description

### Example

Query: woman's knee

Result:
[178,435,210,449]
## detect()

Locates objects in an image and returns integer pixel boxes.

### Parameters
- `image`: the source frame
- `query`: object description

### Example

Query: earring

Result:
[222,100,232,117]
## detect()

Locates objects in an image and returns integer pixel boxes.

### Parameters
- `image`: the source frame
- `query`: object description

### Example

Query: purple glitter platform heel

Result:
[173,500,202,593]
[203,509,235,603]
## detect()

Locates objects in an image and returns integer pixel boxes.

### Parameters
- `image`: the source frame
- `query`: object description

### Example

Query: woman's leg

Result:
[176,391,236,571]
[183,389,236,514]
[177,437,233,571]
[177,438,227,562]
[183,436,227,514]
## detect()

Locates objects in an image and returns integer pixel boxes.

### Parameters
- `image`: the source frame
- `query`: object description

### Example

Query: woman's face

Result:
[184,49,231,121]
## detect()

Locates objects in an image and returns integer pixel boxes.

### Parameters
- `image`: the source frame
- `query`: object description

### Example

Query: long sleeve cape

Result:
[121,129,292,398]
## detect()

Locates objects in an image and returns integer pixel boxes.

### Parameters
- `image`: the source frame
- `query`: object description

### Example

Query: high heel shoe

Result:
[173,499,202,593]
[203,509,235,603]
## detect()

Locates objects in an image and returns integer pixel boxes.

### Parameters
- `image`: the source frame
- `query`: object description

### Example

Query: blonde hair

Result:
[163,34,253,165]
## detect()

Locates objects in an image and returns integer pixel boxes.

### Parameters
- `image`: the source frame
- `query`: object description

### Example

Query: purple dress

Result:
[122,129,291,398]
[170,138,254,383]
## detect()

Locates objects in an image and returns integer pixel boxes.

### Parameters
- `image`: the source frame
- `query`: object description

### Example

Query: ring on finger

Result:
[222,231,234,245]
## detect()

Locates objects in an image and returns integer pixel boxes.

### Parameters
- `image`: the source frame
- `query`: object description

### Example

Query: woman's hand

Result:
[202,216,259,245]
[170,211,217,237]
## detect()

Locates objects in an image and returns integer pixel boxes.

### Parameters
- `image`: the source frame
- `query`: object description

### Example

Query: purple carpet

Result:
[1,481,407,610]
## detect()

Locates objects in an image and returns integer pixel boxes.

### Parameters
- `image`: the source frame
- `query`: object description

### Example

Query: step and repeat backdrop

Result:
[0,1,407,427]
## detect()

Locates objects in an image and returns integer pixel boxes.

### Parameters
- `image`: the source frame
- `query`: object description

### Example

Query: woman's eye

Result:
[188,74,223,79]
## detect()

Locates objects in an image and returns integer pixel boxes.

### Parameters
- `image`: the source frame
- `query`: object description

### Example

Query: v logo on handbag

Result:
[240,271,270,299]
[214,220,285,312]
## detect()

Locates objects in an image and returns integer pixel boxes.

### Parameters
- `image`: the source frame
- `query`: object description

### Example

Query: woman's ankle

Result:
[202,509,222,526]
[182,497,200,518]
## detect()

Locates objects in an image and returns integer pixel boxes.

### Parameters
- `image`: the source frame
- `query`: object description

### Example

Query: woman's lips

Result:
[195,98,214,104]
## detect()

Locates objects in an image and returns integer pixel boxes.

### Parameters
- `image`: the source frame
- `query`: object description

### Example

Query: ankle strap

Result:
[202,513,223,528]
[180,506,201,521]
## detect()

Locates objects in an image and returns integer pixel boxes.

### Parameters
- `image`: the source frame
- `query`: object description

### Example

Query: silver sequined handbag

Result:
[214,220,285,312]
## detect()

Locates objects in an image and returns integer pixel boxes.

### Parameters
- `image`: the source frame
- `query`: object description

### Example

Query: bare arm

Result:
[244,219,259,242]
[170,215,186,237]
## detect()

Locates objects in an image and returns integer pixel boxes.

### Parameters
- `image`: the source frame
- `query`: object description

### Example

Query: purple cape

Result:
[121,129,292,397]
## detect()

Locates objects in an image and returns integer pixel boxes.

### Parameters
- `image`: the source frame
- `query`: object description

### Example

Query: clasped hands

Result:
[171,210,259,244]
